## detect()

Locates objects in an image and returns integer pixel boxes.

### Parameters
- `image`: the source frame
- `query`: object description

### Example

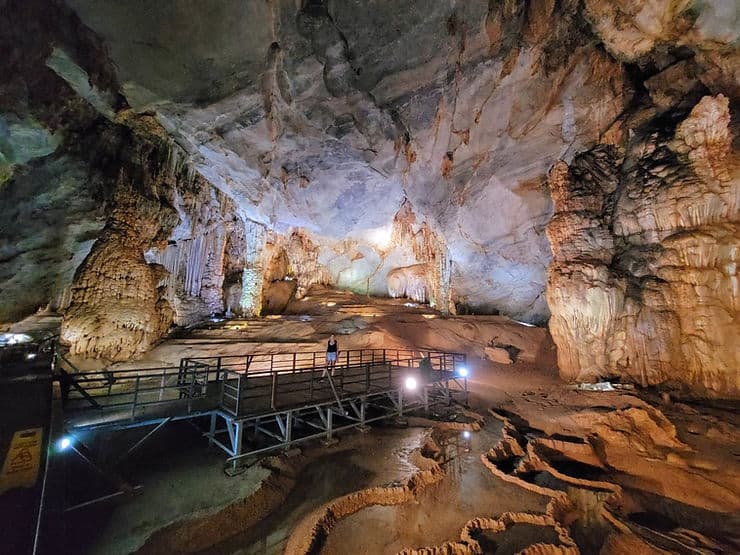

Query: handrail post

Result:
[292,352,296,373]
[365,363,370,392]
[236,373,241,416]
[270,372,278,410]
[159,370,166,401]
[216,357,222,381]
[131,376,140,420]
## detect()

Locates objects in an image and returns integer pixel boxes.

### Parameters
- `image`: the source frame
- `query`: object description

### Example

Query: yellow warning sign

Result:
[0,427,43,494]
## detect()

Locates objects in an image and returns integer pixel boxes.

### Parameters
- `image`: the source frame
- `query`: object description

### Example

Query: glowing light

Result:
[463,431,471,439]
[367,225,393,249]
[458,367,469,378]
[404,377,417,391]
[513,320,536,327]
[0,333,33,346]
[57,437,72,451]
[325,301,336,307]
[25,353,37,360]
[404,302,418,307]
[422,314,436,319]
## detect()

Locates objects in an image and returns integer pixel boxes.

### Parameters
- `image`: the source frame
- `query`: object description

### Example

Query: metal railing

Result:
[57,355,217,421]
[182,348,464,376]
[60,349,466,423]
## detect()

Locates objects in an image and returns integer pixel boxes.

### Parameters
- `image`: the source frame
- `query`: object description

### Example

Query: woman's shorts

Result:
[326,352,337,362]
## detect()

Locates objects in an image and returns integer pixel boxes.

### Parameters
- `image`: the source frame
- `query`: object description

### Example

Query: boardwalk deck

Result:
[59,349,468,465]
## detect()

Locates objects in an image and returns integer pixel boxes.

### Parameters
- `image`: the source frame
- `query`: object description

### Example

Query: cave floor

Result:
[22,288,740,553]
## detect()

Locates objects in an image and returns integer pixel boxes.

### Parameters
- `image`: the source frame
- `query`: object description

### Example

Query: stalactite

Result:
[387,200,453,313]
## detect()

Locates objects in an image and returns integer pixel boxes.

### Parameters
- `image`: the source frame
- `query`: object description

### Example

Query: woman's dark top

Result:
[327,340,337,353]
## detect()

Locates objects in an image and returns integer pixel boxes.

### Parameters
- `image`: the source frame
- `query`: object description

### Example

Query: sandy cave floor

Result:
[8,287,740,554]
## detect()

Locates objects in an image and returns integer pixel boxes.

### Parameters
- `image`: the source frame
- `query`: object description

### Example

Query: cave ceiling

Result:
[1,0,738,328]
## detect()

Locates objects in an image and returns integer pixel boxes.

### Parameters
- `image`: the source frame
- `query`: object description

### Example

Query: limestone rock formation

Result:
[387,264,429,304]
[60,182,178,360]
[1,0,738,380]
[547,95,739,397]
[52,0,631,325]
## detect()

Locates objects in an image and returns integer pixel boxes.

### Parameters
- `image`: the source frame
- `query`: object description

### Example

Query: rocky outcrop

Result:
[60,177,178,360]
[547,94,739,396]
[387,264,430,304]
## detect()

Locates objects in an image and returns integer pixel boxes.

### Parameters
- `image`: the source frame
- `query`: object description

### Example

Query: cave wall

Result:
[547,95,739,397]
[62,0,631,324]
[1,0,738,387]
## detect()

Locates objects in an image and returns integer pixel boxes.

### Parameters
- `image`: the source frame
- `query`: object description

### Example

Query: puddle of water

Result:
[320,424,551,554]
[199,427,426,555]
[472,523,563,554]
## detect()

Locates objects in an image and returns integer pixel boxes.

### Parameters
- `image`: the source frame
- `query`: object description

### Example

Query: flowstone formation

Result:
[547,96,739,397]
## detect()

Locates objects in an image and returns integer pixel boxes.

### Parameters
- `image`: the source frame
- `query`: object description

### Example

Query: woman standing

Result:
[323,334,338,378]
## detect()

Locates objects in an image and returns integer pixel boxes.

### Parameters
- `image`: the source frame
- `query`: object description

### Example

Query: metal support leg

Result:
[327,407,333,441]
[208,413,217,447]
[398,389,404,417]
[285,411,293,444]
[116,417,172,466]
[234,422,243,457]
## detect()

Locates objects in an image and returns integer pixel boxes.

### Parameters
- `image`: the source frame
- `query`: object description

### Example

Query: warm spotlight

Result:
[367,225,393,249]
[404,377,417,391]
[463,430,471,439]
[458,367,469,378]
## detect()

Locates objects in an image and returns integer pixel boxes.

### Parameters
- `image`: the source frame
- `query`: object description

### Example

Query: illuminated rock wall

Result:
[3,0,739,369]
[387,264,430,304]
[60,181,178,360]
[547,95,739,397]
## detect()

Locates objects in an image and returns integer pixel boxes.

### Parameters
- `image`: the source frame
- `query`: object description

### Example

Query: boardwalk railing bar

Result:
[63,349,467,428]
